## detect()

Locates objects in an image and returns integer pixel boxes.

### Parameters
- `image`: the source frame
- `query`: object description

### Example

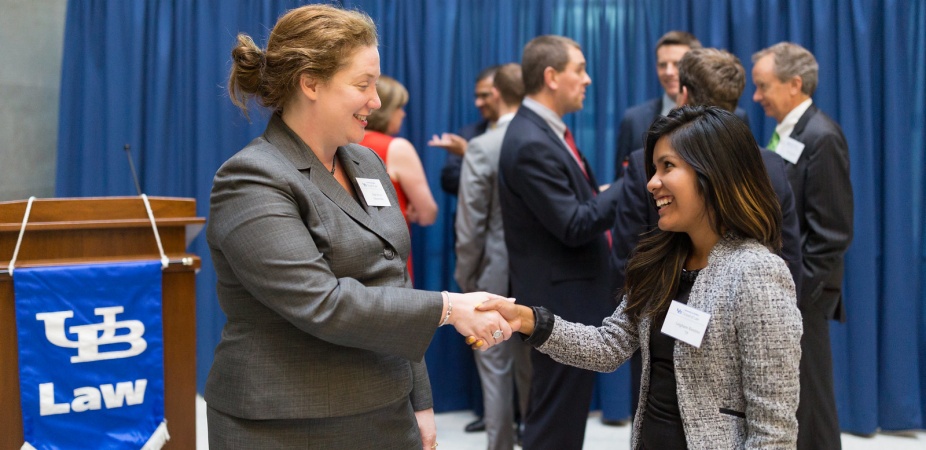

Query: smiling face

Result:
[474,76,500,122]
[751,54,799,123]
[553,45,592,115]
[657,44,690,100]
[312,45,382,150]
[647,136,713,240]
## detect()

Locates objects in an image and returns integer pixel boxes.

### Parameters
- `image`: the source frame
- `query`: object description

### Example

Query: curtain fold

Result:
[56,0,925,432]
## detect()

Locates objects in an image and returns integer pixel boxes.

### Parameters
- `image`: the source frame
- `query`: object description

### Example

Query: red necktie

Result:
[563,128,588,178]
[564,128,612,248]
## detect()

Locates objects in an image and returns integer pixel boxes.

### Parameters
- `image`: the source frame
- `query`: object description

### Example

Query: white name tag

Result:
[776,136,805,165]
[660,300,711,348]
[356,178,392,207]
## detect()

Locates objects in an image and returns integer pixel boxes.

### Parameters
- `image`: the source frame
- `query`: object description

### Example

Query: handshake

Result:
[440,292,535,351]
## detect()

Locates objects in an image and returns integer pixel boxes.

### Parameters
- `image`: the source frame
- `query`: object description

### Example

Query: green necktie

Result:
[767,131,780,151]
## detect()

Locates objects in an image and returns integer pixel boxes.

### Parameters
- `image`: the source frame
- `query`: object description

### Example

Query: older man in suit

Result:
[498,35,621,449]
[615,31,749,178]
[456,62,531,450]
[752,42,854,450]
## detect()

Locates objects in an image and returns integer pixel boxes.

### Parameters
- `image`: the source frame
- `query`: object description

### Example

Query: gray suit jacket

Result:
[205,114,442,420]
[454,121,510,295]
[537,237,802,449]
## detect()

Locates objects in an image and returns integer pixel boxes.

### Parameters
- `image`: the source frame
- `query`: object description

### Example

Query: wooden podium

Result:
[0,197,205,449]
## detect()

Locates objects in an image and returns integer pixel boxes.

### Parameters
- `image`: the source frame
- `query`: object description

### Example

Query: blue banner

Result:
[14,261,167,449]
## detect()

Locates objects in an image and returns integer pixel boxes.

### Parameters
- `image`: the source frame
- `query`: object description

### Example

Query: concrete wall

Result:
[0,0,67,201]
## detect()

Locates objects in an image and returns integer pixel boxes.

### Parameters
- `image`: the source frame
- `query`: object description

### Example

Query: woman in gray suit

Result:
[483,106,803,449]
[205,5,510,449]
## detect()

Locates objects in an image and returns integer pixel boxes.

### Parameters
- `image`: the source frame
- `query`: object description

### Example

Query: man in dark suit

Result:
[615,31,749,178]
[432,66,501,195]
[612,47,804,430]
[498,35,621,449]
[752,42,854,450]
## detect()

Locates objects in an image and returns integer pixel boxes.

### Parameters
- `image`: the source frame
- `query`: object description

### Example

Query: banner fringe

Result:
[141,420,170,450]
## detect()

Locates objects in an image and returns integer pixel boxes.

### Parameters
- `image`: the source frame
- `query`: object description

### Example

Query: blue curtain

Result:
[56,0,925,433]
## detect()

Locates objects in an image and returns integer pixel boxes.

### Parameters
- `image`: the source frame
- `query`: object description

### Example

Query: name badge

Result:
[776,136,805,165]
[356,178,392,207]
[660,300,711,348]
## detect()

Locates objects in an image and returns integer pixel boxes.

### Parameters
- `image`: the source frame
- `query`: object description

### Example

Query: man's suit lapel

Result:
[521,108,599,193]
[790,104,817,142]
[647,97,662,125]
[263,115,401,246]
[518,108,598,194]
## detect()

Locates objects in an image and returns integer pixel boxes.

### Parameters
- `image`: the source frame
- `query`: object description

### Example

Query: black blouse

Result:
[640,268,699,450]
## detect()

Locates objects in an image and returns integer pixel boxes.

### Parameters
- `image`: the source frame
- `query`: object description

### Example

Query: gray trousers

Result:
[475,337,533,450]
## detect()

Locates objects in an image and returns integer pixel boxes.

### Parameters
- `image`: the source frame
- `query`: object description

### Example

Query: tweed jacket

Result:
[537,237,802,449]
[205,114,442,421]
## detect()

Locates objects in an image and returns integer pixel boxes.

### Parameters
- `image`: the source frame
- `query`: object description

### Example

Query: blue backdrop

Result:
[55,0,925,433]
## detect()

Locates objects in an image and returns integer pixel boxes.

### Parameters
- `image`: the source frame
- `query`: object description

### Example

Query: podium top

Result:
[0,197,205,272]
[0,196,200,226]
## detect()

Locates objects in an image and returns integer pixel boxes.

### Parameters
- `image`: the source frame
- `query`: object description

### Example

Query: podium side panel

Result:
[1,279,24,448]
[163,269,197,449]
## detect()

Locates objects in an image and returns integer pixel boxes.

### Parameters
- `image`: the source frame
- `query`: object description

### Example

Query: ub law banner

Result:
[13,261,169,450]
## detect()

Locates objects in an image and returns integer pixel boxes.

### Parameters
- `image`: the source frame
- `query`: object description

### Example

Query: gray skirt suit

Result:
[205,114,442,448]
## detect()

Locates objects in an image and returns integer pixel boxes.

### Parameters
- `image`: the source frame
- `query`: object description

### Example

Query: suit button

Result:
[383,248,395,259]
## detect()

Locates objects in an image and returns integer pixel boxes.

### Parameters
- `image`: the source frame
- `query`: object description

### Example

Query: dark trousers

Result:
[796,306,842,450]
[522,349,597,450]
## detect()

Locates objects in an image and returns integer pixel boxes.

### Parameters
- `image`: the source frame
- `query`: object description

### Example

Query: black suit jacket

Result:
[440,120,489,195]
[615,97,750,177]
[785,105,853,321]
[498,106,620,325]
[612,147,803,296]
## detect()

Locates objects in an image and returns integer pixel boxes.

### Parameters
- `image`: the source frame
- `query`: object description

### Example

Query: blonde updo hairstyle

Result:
[365,75,409,133]
[228,4,378,116]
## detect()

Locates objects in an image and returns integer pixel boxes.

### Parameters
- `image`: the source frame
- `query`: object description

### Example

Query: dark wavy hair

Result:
[623,105,782,323]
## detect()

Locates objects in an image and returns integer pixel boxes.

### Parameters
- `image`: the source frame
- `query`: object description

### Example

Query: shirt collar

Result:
[775,98,813,139]
[495,112,516,128]
[661,93,677,117]
[523,97,566,137]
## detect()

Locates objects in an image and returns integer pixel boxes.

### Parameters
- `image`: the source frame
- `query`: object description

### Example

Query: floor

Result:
[195,396,926,449]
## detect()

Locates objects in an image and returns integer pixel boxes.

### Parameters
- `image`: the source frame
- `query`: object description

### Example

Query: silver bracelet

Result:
[439,291,452,326]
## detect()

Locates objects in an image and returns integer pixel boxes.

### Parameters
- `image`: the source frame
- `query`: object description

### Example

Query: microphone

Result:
[123,144,143,196]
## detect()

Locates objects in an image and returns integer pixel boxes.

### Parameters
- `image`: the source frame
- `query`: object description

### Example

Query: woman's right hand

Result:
[443,292,513,351]
[477,299,535,336]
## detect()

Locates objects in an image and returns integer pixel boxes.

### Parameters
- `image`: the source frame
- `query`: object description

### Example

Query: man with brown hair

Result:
[499,35,620,449]
[614,31,750,177]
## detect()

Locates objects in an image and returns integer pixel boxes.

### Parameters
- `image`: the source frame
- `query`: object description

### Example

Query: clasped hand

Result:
[445,294,529,350]
[444,292,517,350]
